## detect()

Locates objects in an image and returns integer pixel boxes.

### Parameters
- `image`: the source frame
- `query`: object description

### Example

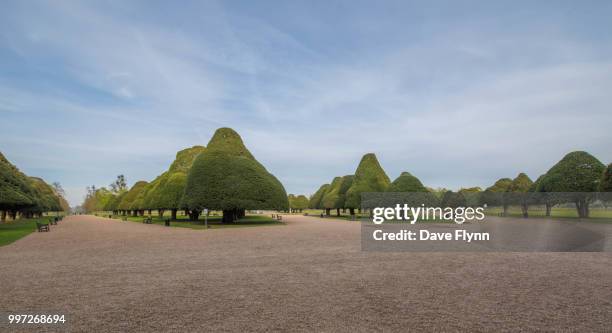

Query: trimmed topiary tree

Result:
[387,172,428,192]
[480,178,512,216]
[183,128,288,223]
[309,184,330,210]
[507,173,533,218]
[118,181,149,216]
[538,151,605,218]
[0,153,35,221]
[293,195,309,212]
[345,153,390,215]
[321,177,343,216]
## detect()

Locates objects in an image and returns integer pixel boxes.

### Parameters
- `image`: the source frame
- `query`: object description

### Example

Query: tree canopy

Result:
[117,181,149,211]
[537,151,605,192]
[183,128,288,221]
[387,172,428,192]
[1,152,65,216]
[345,153,390,208]
[309,184,330,209]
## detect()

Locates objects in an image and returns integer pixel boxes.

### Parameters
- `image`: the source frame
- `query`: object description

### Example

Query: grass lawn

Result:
[105,214,284,229]
[0,217,55,247]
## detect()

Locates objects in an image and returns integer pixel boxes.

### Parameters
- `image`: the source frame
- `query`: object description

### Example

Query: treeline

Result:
[82,128,288,223]
[311,151,612,218]
[0,152,70,221]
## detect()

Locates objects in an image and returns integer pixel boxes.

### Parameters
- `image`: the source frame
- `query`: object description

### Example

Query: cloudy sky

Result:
[1,0,611,206]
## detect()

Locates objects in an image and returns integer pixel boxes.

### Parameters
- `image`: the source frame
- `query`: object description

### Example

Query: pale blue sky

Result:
[1,0,611,206]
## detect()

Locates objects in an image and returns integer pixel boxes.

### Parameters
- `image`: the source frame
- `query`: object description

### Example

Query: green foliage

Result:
[441,190,466,208]
[142,146,205,210]
[292,195,309,210]
[183,128,288,211]
[480,178,512,206]
[321,177,343,209]
[309,184,330,209]
[538,151,605,192]
[0,152,34,210]
[599,163,612,192]
[168,146,205,173]
[508,173,533,193]
[387,172,428,192]
[117,181,149,211]
[105,191,127,212]
[345,153,390,208]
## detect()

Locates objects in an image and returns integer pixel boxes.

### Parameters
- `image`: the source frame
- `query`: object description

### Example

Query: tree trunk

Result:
[1,210,6,222]
[158,209,164,217]
[325,208,330,216]
[148,209,152,215]
[188,210,201,221]
[349,208,355,216]
[171,209,177,220]
[521,204,528,218]
[222,209,235,223]
[575,200,590,218]
[132,210,137,217]
[545,203,552,216]
[502,204,508,217]
[336,208,340,216]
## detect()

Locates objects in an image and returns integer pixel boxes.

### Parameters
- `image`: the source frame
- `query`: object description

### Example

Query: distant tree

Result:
[309,184,330,210]
[183,128,288,223]
[441,190,466,208]
[117,181,149,216]
[322,177,343,216]
[109,175,127,193]
[507,173,533,218]
[293,195,309,212]
[52,182,66,197]
[481,178,512,216]
[538,151,605,218]
[427,187,450,200]
[458,187,482,207]
[387,172,428,192]
[345,153,390,215]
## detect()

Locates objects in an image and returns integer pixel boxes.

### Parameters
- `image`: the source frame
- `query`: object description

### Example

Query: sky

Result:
[1,0,612,206]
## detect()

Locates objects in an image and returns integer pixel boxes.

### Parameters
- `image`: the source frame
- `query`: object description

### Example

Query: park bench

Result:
[36,222,50,232]
[143,217,153,224]
[304,213,309,216]
[276,215,283,221]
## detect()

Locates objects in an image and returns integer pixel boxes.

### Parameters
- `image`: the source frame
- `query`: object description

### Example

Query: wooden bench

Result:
[143,217,153,224]
[36,222,50,232]
[276,215,283,221]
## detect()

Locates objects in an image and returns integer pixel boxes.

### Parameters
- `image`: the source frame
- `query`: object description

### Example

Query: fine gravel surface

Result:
[0,215,611,332]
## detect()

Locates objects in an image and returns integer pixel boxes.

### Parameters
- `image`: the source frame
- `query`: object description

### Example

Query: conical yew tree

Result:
[183,128,288,223]
[345,153,390,215]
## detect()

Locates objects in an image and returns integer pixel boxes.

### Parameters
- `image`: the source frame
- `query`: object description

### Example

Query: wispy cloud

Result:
[1,0,611,205]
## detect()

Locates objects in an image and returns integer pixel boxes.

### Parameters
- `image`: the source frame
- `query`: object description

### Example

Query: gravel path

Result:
[1,215,611,332]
